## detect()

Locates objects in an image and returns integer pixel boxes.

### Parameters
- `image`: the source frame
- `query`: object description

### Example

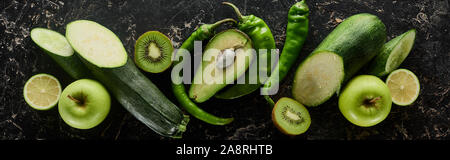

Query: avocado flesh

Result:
[189,29,253,103]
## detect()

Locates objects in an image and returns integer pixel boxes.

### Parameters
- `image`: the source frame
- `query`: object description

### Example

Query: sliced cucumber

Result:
[66,20,189,138]
[30,28,91,79]
[365,29,416,77]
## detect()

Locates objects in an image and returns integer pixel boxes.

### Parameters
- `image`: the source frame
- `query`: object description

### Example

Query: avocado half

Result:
[189,29,254,103]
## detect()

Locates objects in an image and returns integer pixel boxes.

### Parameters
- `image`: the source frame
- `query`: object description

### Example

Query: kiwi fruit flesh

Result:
[134,31,173,73]
[272,97,311,135]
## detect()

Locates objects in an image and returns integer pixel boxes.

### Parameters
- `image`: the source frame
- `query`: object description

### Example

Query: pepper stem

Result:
[222,2,244,21]
[264,95,275,108]
[211,18,237,29]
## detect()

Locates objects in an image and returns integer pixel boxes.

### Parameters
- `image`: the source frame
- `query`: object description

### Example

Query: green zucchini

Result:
[30,28,91,79]
[66,20,189,138]
[292,13,386,107]
[365,29,416,77]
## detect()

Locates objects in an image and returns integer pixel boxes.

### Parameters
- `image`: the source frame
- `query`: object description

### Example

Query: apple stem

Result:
[67,95,82,105]
[369,97,381,104]
[363,96,382,108]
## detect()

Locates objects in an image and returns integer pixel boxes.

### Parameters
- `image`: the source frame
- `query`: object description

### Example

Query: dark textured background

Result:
[0,0,448,140]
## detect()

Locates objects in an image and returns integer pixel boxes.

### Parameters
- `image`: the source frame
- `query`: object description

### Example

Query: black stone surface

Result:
[0,0,448,140]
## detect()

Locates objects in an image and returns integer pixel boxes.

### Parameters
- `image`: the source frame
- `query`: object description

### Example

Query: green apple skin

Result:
[58,79,111,129]
[339,75,392,127]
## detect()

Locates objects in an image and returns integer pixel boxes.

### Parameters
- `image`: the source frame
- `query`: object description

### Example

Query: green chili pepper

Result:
[215,2,277,99]
[262,0,309,106]
[171,18,236,125]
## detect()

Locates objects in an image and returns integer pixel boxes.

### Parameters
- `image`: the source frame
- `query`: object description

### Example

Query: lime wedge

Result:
[386,69,420,106]
[23,73,62,110]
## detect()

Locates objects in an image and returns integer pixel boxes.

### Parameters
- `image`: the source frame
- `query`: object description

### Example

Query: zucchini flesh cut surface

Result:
[31,28,74,56]
[66,20,127,68]
[292,52,344,107]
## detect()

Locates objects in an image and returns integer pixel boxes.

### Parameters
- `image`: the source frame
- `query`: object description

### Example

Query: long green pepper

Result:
[262,0,309,106]
[171,18,236,125]
[215,2,277,99]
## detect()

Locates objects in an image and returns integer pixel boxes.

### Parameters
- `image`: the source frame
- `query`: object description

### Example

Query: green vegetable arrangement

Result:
[292,13,387,107]
[26,0,420,138]
[31,21,190,138]
[65,20,190,138]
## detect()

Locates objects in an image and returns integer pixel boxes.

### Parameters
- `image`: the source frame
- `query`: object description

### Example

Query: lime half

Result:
[23,73,62,110]
[386,69,420,106]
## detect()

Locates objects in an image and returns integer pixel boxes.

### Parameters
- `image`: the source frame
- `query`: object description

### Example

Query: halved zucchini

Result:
[365,29,416,77]
[30,28,91,79]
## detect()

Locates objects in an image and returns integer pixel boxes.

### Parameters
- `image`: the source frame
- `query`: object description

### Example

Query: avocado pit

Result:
[215,48,237,69]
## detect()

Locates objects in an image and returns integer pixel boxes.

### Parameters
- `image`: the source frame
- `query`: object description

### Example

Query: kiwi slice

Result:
[134,31,174,73]
[272,97,311,135]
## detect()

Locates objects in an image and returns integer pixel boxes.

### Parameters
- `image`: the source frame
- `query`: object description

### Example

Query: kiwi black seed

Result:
[272,97,311,135]
[134,31,174,73]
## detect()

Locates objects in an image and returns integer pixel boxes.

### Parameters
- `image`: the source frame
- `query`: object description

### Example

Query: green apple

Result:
[338,75,392,127]
[58,79,111,129]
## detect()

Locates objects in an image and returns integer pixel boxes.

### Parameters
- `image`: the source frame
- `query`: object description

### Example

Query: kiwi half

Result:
[272,97,311,135]
[134,31,174,73]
